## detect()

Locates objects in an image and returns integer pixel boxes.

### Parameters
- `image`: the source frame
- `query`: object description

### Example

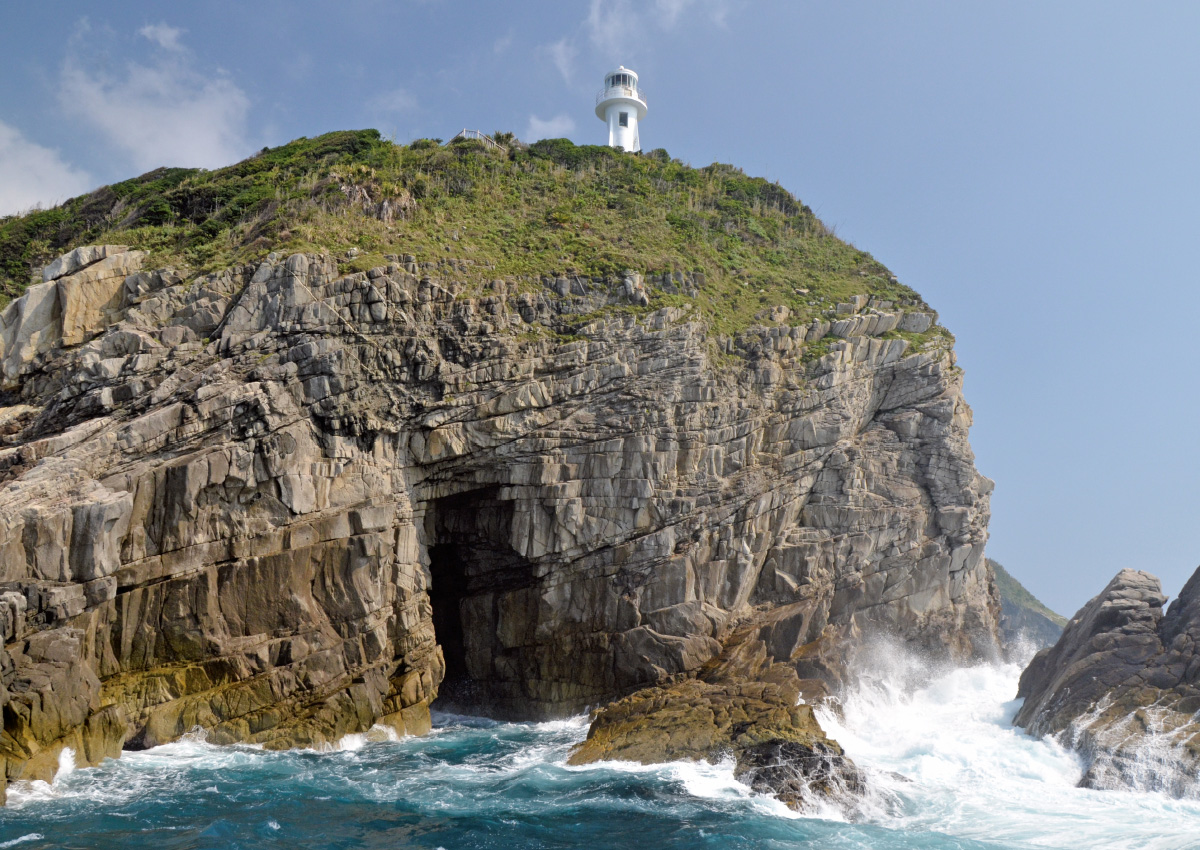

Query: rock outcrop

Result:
[568,619,866,813]
[1016,567,1200,796]
[0,243,997,804]
[1,245,145,389]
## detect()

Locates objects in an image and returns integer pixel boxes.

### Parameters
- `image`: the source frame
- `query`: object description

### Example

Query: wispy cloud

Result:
[493,31,514,55]
[546,38,577,85]
[541,0,731,87]
[584,2,624,57]
[525,113,576,142]
[653,0,693,26]
[138,22,184,51]
[0,121,93,217]
[59,23,250,172]
[586,0,732,54]
[369,87,418,113]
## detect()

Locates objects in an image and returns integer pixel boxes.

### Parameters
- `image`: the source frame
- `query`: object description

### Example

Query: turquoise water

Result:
[3,660,1199,850]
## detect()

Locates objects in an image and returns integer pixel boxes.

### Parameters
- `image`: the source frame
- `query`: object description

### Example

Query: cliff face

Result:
[0,241,996,800]
[1016,568,1200,796]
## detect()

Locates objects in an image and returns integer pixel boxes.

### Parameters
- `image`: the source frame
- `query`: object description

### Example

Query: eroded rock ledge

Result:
[568,621,867,814]
[0,245,996,805]
[1016,567,1200,796]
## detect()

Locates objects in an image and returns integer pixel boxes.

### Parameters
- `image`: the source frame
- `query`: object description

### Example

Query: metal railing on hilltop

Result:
[595,85,647,107]
[447,129,506,151]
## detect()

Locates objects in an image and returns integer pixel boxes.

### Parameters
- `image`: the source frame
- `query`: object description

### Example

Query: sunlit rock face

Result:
[1016,568,1200,796]
[0,245,997,801]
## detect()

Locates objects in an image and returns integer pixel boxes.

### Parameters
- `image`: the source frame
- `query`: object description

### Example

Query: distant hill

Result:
[990,559,1068,649]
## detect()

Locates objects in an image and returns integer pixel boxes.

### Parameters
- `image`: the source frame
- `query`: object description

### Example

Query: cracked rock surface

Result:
[0,245,997,804]
[1016,567,1200,795]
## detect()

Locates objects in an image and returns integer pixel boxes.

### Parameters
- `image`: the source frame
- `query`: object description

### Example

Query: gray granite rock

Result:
[898,312,934,333]
[0,246,998,802]
[1,247,145,389]
[1015,567,1200,796]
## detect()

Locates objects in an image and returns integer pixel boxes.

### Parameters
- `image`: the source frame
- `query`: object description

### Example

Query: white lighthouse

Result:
[595,66,647,152]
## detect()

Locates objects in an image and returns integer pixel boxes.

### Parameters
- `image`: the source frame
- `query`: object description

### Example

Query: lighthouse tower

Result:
[595,66,647,152]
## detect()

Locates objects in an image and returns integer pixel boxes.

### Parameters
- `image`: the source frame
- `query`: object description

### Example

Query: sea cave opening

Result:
[428,541,473,706]
[426,486,535,716]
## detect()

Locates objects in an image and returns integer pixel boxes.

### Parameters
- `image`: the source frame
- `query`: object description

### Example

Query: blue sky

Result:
[2,1,1197,615]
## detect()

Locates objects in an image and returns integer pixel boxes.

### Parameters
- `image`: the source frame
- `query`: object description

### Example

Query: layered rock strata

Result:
[0,245,996,804]
[1016,568,1200,796]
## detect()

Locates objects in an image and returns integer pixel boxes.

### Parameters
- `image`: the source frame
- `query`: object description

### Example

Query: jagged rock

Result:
[0,244,997,805]
[1,246,145,389]
[42,245,128,283]
[1015,567,1200,796]
[621,271,649,306]
[567,674,820,766]
[569,622,866,813]
[734,740,866,812]
[898,312,934,333]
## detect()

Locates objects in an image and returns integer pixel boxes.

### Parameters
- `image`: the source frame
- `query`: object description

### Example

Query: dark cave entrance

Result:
[426,486,535,715]
[428,542,471,700]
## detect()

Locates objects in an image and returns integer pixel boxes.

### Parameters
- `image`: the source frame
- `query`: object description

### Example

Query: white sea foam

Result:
[528,716,590,734]
[1063,692,1200,798]
[0,835,43,848]
[331,724,403,752]
[2,747,79,807]
[667,758,813,820]
[818,644,1200,849]
[54,747,75,781]
[561,743,842,821]
[6,652,1199,849]
[4,732,271,809]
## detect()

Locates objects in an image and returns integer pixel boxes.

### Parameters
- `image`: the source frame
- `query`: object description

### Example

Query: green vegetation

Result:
[989,559,1068,627]
[0,129,939,339]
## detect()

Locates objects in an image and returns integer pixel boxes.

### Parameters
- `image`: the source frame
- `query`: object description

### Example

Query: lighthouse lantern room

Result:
[595,66,647,152]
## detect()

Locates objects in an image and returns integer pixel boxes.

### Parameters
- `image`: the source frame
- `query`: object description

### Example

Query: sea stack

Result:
[1015,567,1200,796]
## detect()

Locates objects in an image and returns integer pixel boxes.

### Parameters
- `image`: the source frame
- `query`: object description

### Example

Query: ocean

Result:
[3,655,1198,850]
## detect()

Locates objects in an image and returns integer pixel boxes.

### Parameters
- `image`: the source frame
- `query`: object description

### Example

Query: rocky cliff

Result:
[1015,568,1200,796]
[0,133,997,805]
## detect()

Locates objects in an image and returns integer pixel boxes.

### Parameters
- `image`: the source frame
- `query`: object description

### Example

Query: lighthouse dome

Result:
[604,66,639,88]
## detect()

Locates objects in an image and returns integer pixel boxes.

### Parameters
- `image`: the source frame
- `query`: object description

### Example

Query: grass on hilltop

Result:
[0,129,946,341]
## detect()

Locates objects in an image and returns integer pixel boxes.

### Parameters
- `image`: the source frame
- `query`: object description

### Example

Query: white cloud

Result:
[138,22,184,51]
[525,114,576,142]
[0,121,92,217]
[369,87,418,113]
[586,0,732,54]
[653,0,693,26]
[493,31,514,55]
[546,38,577,84]
[585,1,624,56]
[541,1,729,89]
[59,31,250,172]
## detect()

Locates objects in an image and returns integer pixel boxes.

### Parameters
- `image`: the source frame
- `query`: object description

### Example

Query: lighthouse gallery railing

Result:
[595,85,647,107]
